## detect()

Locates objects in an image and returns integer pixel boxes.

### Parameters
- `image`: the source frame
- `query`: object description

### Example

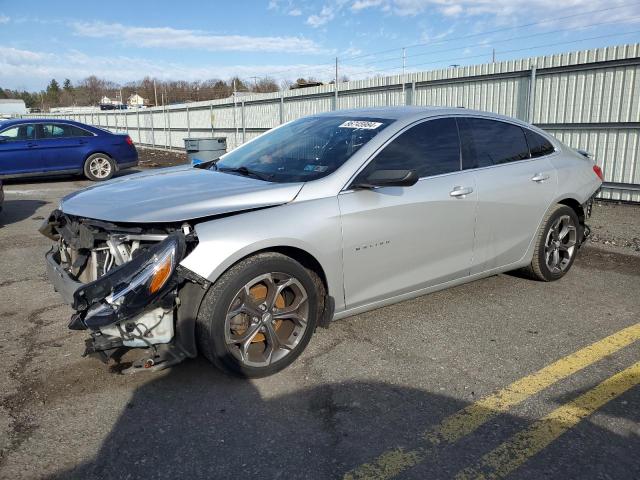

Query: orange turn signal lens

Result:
[149,254,173,294]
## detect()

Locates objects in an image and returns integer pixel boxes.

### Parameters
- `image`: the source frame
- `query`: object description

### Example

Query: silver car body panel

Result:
[58,107,601,320]
[60,165,304,223]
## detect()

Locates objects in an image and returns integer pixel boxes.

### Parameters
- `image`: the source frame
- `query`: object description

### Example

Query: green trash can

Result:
[184,137,226,165]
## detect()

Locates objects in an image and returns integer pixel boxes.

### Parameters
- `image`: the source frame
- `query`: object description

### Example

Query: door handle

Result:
[26,142,37,148]
[450,186,474,198]
[531,173,550,183]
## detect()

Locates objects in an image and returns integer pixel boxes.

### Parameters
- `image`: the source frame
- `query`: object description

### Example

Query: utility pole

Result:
[153,80,158,106]
[402,47,406,75]
[492,48,496,63]
[334,57,339,111]
[249,76,259,91]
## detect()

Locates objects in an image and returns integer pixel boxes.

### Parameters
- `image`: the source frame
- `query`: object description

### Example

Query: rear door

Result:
[37,123,93,172]
[339,117,477,309]
[0,123,42,176]
[458,117,558,273]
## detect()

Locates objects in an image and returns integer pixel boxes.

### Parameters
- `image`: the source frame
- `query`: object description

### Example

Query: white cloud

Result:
[346,0,640,24]
[0,15,10,24]
[351,0,384,11]
[71,21,324,54]
[307,5,335,27]
[0,45,340,90]
[288,8,303,16]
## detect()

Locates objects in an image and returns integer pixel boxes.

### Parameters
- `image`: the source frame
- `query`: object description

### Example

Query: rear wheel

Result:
[196,252,323,377]
[527,204,580,281]
[84,153,115,181]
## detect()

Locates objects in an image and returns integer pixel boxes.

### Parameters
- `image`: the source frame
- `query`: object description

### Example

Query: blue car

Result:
[0,119,138,181]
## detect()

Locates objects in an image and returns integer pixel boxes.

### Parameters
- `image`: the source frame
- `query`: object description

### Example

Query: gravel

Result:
[589,202,640,253]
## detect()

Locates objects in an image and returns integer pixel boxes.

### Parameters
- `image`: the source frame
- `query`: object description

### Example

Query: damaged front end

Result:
[41,210,208,373]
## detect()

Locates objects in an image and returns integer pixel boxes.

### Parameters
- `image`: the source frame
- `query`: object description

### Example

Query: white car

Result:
[42,107,603,377]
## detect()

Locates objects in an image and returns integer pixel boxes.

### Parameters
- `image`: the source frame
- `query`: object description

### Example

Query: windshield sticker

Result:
[339,120,383,130]
[304,164,329,172]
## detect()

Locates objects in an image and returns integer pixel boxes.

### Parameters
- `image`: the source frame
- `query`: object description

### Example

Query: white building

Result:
[0,99,27,118]
[127,93,147,107]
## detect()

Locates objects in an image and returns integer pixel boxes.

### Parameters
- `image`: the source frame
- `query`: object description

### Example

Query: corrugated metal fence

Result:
[26,43,640,201]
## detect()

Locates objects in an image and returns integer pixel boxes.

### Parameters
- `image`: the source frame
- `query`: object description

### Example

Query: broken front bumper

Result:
[45,248,84,308]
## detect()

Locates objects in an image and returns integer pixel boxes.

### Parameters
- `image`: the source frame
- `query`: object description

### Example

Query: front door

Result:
[0,123,42,176]
[339,117,477,310]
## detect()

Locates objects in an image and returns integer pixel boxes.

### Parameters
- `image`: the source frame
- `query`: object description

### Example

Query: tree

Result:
[46,79,61,105]
[63,78,73,91]
[253,77,279,93]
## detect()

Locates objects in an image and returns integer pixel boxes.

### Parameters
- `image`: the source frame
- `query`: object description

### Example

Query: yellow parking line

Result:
[344,322,640,480]
[455,360,640,480]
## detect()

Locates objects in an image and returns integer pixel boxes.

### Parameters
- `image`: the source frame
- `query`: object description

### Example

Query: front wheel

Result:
[196,252,324,377]
[83,153,115,181]
[527,204,580,281]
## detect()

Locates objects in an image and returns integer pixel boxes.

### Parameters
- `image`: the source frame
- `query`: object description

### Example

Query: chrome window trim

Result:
[39,122,97,139]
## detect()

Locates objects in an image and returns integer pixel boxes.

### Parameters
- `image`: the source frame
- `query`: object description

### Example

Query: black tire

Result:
[196,252,324,378]
[83,153,116,181]
[526,204,581,281]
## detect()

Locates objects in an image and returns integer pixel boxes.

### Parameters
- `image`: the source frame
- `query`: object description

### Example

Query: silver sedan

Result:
[42,107,602,377]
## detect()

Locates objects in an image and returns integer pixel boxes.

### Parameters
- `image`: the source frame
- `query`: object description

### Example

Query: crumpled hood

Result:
[61,166,304,223]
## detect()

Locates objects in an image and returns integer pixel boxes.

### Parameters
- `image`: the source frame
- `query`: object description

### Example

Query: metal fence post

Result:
[280,91,284,124]
[167,106,172,149]
[528,65,537,123]
[411,81,416,106]
[210,104,214,135]
[136,108,141,143]
[186,105,191,138]
[150,110,155,148]
[124,110,128,134]
[241,100,246,143]
[233,96,238,149]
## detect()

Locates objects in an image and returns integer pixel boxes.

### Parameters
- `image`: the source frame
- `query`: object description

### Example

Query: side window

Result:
[0,124,35,141]
[524,128,554,157]
[357,118,461,180]
[41,124,92,138]
[459,118,530,169]
[42,124,65,138]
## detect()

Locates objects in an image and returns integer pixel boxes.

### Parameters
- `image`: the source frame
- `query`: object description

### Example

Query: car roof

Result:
[0,117,109,134]
[0,118,88,126]
[313,106,533,125]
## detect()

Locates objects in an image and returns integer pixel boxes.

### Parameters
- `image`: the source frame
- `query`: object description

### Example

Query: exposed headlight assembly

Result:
[73,233,186,329]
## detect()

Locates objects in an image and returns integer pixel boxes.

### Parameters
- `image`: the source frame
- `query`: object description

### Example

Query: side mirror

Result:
[352,169,419,189]
[0,136,7,143]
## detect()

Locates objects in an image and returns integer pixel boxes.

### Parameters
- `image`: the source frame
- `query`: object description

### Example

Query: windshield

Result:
[214,115,393,183]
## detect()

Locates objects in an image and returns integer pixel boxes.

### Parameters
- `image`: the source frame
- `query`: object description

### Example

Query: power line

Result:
[344,30,640,79]
[339,0,640,63]
[343,15,640,70]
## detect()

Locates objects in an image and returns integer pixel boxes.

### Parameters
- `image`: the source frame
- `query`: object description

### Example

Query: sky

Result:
[1,0,640,91]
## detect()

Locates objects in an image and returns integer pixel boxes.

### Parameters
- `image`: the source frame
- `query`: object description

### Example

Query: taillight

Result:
[593,164,604,181]
[125,136,133,146]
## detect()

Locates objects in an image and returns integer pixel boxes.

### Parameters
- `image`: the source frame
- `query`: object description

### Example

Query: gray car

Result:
[41,107,602,377]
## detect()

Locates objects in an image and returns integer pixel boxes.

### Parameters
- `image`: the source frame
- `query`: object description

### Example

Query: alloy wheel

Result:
[224,272,309,367]
[89,157,112,179]
[544,214,577,274]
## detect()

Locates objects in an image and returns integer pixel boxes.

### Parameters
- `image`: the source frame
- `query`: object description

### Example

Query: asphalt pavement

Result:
[0,173,638,480]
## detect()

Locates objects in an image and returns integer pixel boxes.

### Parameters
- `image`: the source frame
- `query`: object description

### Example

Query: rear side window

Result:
[459,118,529,169]
[359,118,461,179]
[41,123,92,139]
[0,124,35,141]
[524,128,554,157]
